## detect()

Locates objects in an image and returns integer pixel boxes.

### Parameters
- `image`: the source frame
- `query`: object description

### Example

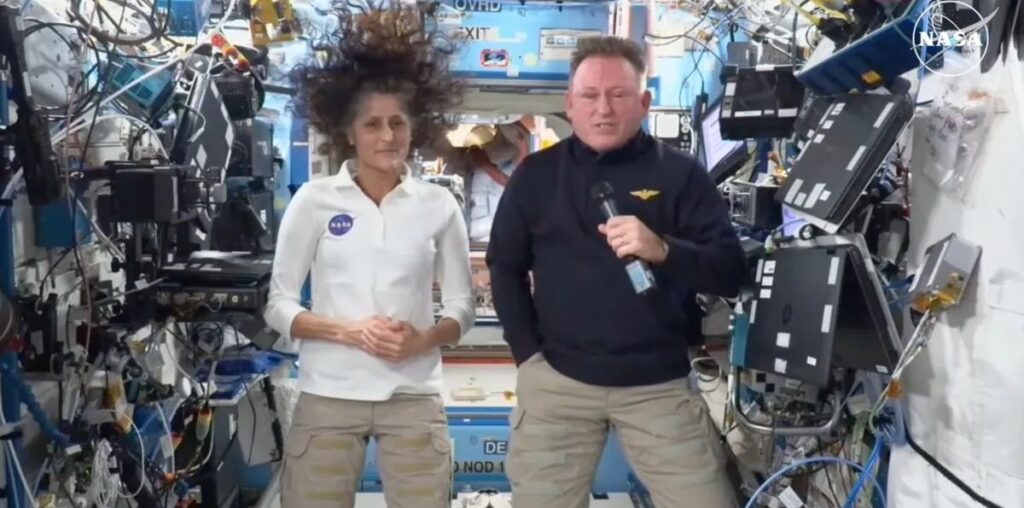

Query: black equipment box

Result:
[227,118,273,178]
[214,71,259,120]
[211,188,275,253]
[170,74,234,174]
[109,163,202,224]
[742,236,901,386]
[155,254,272,318]
[776,93,913,233]
[730,181,782,230]
[720,64,805,140]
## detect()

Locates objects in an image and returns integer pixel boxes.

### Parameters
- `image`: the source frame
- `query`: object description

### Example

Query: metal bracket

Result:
[728,366,844,436]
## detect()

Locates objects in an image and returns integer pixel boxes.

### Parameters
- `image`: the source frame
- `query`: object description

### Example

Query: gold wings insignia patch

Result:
[630,189,661,201]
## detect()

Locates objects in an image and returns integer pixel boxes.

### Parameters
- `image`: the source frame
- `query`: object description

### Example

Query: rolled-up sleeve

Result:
[264,186,318,339]
[434,193,475,337]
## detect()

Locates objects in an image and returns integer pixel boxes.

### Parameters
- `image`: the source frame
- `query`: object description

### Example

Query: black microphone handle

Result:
[597,198,658,294]
[598,199,620,220]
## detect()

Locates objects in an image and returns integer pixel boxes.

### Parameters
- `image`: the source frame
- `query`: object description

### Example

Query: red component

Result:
[0,338,24,354]
[224,47,240,59]
[211,33,227,48]
[235,59,251,73]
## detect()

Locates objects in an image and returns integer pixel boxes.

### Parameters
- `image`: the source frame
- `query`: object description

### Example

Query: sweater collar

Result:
[569,129,653,165]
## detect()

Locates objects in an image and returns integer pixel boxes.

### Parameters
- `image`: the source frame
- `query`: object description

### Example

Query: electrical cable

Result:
[52,114,169,155]
[63,0,119,366]
[868,310,936,435]
[842,436,885,508]
[74,199,126,262]
[90,0,239,114]
[163,333,207,399]
[820,438,843,507]
[70,0,162,45]
[118,419,148,498]
[32,457,50,499]
[90,277,165,307]
[21,19,104,116]
[3,442,39,508]
[678,6,744,104]
[247,385,259,461]
[904,429,1004,508]
[1,164,21,200]
[0,362,72,448]
[0,391,42,508]
[744,456,887,508]
[156,402,176,477]
[36,248,74,299]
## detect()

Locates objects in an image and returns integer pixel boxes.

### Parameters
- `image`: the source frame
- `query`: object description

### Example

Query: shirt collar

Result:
[333,159,417,196]
[570,129,653,165]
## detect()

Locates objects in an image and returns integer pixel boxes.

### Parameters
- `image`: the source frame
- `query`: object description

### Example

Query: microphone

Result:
[591,181,658,295]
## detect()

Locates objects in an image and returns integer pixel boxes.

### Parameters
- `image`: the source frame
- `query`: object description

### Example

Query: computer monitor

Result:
[698,99,749,184]
[741,235,902,386]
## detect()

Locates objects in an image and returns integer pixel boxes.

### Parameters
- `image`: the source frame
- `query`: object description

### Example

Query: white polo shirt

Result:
[264,160,475,401]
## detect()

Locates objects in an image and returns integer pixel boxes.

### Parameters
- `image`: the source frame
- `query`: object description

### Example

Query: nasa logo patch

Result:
[328,214,354,236]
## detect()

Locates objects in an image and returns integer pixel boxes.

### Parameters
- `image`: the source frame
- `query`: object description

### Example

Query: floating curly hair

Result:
[293,0,463,161]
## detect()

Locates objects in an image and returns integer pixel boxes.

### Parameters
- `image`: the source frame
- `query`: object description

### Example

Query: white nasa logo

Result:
[912,0,989,77]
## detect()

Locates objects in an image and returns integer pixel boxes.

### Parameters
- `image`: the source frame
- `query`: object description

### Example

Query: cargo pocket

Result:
[430,424,452,455]
[505,406,574,497]
[430,423,454,504]
[281,429,312,506]
[284,428,313,459]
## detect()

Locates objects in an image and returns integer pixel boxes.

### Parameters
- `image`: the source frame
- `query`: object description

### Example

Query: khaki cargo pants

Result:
[508,354,736,508]
[281,392,452,508]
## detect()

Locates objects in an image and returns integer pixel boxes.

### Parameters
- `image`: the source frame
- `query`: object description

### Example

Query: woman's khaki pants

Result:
[281,392,452,508]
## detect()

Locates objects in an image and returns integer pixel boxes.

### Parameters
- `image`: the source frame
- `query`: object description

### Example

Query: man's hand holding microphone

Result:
[592,181,669,294]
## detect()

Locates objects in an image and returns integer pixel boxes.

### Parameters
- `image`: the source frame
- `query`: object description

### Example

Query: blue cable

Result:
[743,456,887,508]
[0,363,72,449]
[844,437,887,508]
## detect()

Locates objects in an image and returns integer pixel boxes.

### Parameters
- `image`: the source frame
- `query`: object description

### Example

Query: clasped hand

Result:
[346,316,429,362]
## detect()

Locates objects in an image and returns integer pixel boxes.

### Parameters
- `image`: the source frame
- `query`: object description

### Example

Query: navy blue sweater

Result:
[485,131,745,387]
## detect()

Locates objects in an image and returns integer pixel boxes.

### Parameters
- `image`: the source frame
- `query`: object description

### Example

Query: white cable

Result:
[74,198,126,262]
[0,391,41,508]
[7,0,239,201]
[51,114,169,157]
[867,310,936,424]
[163,330,207,399]
[32,457,50,499]
[118,419,147,498]
[59,0,238,138]
[184,428,216,476]
[156,401,176,476]
[3,443,40,508]
[1,168,23,200]
[93,441,115,508]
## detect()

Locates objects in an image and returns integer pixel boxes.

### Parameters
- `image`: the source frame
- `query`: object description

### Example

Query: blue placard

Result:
[360,405,635,494]
[435,0,611,82]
